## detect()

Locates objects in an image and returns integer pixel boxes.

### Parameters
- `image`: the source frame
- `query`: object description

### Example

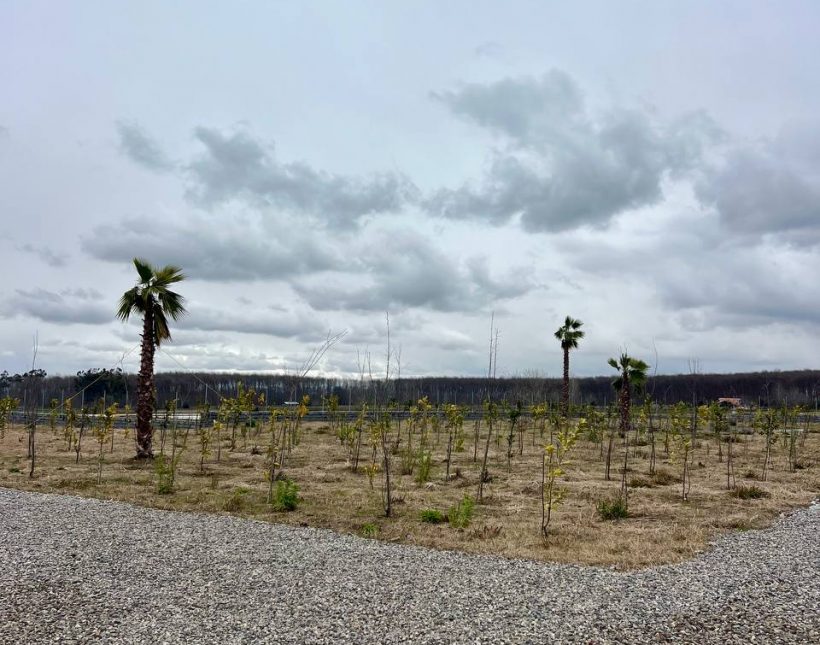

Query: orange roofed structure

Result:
[717,397,743,408]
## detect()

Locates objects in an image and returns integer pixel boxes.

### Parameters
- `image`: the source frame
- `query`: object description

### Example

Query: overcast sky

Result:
[2,1,820,379]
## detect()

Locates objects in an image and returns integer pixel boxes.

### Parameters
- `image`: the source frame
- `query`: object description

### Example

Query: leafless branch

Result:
[299,329,348,378]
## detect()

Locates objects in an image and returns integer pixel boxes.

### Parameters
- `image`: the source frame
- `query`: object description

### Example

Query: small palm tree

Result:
[608,352,649,507]
[608,353,649,435]
[554,316,584,418]
[117,258,186,459]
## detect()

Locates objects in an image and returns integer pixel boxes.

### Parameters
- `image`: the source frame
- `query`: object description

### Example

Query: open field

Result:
[1,411,818,569]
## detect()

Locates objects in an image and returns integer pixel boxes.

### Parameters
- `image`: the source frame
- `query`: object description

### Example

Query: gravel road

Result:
[1,487,817,644]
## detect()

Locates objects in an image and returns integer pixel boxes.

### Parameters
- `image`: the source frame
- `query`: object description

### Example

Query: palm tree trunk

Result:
[619,375,631,505]
[561,348,570,418]
[136,308,156,459]
[620,377,631,436]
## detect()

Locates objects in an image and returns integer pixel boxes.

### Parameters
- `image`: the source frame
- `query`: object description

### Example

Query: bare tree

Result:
[687,358,701,442]
[26,333,41,478]
[487,311,495,383]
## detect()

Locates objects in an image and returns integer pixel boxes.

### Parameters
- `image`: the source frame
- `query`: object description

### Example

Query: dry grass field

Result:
[1,414,817,569]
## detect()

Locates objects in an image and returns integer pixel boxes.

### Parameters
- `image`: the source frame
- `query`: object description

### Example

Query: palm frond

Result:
[133,257,155,284]
[154,265,185,287]
[119,259,186,346]
[555,316,585,350]
[116,287,141,321]
[157,288,187,320]
[629,359,650,385]
[153,307,172,346]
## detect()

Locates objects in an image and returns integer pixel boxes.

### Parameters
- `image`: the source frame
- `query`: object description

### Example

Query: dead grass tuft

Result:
[650,469,678,486]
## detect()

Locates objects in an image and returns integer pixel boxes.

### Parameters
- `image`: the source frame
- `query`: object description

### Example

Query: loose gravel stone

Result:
[1,488,817,644]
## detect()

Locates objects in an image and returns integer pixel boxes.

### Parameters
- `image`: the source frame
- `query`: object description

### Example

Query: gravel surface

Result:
[1,487,818,644]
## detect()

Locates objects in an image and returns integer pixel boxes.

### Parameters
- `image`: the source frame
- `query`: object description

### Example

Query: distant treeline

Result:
[3,368,819,410]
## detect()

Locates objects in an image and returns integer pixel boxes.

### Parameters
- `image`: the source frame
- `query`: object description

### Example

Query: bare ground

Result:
[0,417,817,568]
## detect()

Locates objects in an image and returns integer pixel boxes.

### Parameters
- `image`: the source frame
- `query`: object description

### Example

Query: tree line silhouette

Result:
[4,368,819,410]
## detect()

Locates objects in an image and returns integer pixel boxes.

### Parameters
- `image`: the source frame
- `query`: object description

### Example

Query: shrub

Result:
[596,497,629,520]
[400,448,415,476]
[271,479,299,511]
[154,455,174,495]
[730,485,770,500]
[415,451,432,484]
[271,478,299,511]
[361,523,379,538]
[420,508,446,524]
[223,487,249,512]
[363,462,379,489]
[448,495,475,529]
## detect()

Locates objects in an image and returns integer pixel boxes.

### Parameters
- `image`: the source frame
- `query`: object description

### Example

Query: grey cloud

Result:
[464,256,533,299]
[343,313,427,345]
[695,122,820,245]
[185,127,419,228]
[17,243,69,267]
[112,327,232,348]
[179,305,328,342]
[0,288,110,325]
[560,219,820,332]
[116,121,174,171]
[429,72,722,232]
[664,111,727,176]
[431,328,476,351]
[296,231,536,312]
[660,250,820,330]
[52,339,128,354]
[340,327,381,346]
[82,216,340,281]
[154,346,290,373]
[431,71,585,145]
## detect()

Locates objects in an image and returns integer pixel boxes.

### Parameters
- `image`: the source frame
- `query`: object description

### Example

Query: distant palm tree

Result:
[608,353,649,436]
[117,258,186,459]
[554,316,584,418]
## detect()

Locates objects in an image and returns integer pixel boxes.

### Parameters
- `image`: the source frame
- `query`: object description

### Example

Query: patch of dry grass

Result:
[1,418,817,570]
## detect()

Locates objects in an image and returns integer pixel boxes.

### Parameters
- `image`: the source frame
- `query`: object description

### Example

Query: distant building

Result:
[717,397,743,408]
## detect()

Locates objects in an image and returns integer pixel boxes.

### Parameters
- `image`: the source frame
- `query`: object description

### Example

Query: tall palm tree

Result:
[608,353,649,435]
[117,258,186,459]
[554,316,584,418]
